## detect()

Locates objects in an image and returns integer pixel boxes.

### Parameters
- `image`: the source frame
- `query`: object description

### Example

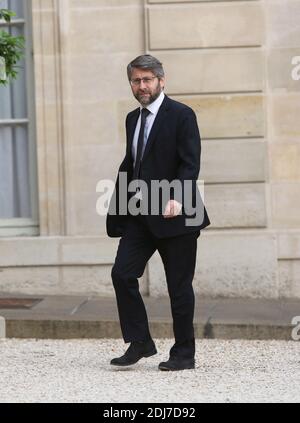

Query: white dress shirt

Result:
[132,91,165,168]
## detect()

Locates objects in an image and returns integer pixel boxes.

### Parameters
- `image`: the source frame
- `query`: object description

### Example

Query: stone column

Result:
[265,0,300,297]
[31,0,71,236]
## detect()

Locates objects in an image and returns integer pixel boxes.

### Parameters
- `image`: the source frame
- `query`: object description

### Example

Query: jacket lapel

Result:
[127,108,140,157]
[142,95,170,162]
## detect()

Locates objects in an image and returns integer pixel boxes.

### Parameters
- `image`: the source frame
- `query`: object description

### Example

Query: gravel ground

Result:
[0,338,299,403]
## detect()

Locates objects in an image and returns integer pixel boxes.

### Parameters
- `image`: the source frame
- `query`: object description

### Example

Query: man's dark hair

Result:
[127,54,165,81]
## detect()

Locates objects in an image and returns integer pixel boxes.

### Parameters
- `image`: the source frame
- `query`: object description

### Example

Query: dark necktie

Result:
[132,108,151,182]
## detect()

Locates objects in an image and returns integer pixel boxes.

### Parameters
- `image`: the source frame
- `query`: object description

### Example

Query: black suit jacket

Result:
[106,95,210,238]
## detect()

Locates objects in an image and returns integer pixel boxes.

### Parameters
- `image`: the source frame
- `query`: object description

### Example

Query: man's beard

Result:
[135,85,162,106]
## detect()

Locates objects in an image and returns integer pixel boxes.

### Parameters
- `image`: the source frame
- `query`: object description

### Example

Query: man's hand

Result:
[163,200,182,219]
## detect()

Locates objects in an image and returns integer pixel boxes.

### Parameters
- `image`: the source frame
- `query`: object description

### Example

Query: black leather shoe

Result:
[110,340,157,367]
[158,357,195,371]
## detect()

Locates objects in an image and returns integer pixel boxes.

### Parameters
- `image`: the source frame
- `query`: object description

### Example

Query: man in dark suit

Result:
[106,55,210,371]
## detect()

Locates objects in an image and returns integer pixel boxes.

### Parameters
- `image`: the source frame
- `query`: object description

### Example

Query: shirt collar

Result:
[141,91,165,116]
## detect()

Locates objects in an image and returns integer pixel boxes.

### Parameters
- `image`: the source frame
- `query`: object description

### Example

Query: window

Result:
[0,0,38,236]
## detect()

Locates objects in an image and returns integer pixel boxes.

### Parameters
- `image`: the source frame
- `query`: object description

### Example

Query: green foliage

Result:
[0,8,15,22]
[0,8,25,85]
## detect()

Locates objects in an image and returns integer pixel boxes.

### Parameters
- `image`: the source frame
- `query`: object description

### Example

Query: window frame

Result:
[0,0,39,237]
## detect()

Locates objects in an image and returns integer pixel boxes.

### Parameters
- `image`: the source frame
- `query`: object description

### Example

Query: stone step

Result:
[0,295,299,341]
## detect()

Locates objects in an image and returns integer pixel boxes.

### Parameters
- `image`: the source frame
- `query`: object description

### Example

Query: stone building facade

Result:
[0,0,300,298]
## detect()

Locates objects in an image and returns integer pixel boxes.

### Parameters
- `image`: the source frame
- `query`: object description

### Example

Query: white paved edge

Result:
[0,316,6,339]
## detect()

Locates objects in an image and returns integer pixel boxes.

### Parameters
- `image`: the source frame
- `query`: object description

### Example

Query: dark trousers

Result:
[111,214,200,360]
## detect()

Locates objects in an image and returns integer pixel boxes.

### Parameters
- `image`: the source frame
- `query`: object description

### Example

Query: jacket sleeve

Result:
[176,108,201,180]
[172,108,201,206]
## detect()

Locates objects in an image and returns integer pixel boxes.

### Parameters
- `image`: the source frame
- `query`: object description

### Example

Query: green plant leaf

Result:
[0,8,16,22]
[0,9,24,85]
